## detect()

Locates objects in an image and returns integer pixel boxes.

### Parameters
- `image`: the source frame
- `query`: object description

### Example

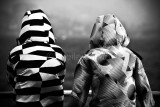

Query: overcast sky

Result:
[0,0,160,38]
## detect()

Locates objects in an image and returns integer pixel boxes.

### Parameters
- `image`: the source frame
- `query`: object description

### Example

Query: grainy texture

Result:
[7,9,66,107]
[69,15,154,107]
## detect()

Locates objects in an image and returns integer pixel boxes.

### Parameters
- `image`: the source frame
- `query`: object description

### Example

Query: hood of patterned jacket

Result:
[89,14,130,49]
[17,9,55,45]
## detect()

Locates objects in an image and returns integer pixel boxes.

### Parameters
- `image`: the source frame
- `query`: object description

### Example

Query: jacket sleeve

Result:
[58,69,66,84]
[6,54,16,87]
[133,58,155,107]
[56,47,66,84]
[68,56,92,107]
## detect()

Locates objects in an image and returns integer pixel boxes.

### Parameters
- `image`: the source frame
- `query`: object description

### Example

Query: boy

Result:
[7,9,66,107]
[68,14,154,107]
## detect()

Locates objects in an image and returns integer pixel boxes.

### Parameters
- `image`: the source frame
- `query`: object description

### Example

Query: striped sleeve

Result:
[7,46,22,87]
[7,56,15,87]
[58,69,66,84]
[7,57,15,87]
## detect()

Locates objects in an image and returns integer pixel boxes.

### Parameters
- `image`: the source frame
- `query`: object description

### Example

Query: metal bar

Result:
[0,90,159,98]
[152,91,160,95]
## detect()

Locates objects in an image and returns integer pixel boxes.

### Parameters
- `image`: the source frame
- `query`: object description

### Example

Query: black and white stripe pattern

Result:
[18,9,55,45]
[7,9,65,107]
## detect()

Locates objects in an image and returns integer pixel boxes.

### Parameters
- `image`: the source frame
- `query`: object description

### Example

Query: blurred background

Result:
[0,0,160,106]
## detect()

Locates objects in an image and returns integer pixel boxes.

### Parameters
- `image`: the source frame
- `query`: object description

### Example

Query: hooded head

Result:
[17,9,55,45]
[90,14,130,49]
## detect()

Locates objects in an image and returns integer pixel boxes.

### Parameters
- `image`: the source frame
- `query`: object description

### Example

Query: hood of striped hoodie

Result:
[89,14,130,49]
[17,9,55,45]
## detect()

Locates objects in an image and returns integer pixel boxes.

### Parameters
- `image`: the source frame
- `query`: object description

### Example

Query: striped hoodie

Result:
[7,9,66,107]
[69,14,155,107]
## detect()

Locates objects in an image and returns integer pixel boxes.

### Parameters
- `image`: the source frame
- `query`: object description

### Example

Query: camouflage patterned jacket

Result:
[69,14,155,107]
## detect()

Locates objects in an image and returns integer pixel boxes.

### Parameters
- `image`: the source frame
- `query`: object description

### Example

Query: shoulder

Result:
[84,48,112,65]
[123,47,143,60]
[85,48,110,57]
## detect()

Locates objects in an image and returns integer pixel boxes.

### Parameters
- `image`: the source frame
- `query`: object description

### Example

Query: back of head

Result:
[90,14,130,49]
[17,9,55,45]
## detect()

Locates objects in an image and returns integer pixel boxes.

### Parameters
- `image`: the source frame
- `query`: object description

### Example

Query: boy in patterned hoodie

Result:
[68,14,154,107]
[7,9,66,107]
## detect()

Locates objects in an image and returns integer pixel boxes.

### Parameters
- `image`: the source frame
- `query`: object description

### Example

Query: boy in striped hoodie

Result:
[7,9,66,107]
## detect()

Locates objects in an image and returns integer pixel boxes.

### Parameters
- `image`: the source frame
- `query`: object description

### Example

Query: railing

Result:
[0,90,160,98]
[0,90,160,107]
[0,90,92,99]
